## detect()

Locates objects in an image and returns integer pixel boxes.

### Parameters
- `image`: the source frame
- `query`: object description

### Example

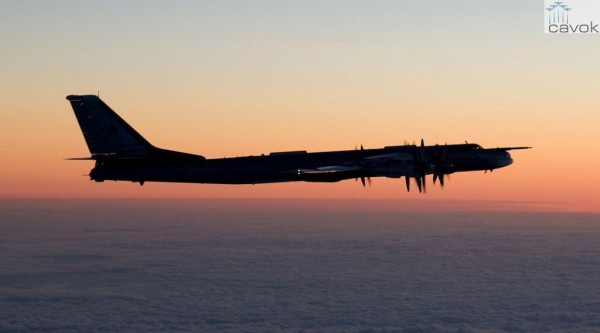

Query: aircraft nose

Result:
[481,150,513,169]
[493,150,513,168]
[496,157,513,168]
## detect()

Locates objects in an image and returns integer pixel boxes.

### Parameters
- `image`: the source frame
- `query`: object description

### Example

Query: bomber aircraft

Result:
[67,95,530,193]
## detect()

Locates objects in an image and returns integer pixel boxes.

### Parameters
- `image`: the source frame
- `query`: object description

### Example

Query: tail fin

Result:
[66,95,154,159]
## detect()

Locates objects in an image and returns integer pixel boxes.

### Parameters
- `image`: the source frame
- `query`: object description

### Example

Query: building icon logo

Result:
[546,1,572,25]
[544,0,599,34]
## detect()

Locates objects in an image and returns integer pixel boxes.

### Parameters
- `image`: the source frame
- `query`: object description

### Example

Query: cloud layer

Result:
[1,200,599,332]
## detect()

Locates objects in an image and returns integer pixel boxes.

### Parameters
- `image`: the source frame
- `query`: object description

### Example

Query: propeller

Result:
[416,174,426,193]
[354,143,368,187]
[409,139,429,193]
[404,140,454,193]
[431,144,453,189]
[356,176,371,187]
[433,173,444,187]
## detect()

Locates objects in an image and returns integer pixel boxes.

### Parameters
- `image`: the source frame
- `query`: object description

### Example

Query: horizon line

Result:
[0,197,596,213]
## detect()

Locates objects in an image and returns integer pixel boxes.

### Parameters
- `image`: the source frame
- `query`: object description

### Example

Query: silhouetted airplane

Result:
[67,95,530,193]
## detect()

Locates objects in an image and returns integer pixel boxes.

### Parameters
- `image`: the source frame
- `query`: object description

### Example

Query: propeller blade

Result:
[416,176,422,193]
[405,176,410,192]
[422,175,427,194]
[433,173,445,188]
[367,177,372,186]
[361,176,366,187]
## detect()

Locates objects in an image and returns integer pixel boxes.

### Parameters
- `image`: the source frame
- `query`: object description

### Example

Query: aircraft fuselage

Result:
[89,144,512,185]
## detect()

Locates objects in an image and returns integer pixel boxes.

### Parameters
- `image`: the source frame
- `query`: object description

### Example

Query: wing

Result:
[297,165,362,174]
[362,152,413,162]
[289,152,414,182]
[293,165,363,182]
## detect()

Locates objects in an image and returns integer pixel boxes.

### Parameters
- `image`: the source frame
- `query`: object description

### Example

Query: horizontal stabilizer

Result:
[66,154,155,161]
[65,157,95,160]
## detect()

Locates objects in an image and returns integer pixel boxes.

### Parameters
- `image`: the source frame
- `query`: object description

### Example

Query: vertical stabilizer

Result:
[66,95,154,158]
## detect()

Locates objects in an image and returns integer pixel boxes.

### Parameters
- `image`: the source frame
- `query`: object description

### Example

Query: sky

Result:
[1,0,599,211]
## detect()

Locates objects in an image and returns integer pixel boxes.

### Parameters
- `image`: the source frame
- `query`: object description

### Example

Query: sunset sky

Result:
[1,1,599,211]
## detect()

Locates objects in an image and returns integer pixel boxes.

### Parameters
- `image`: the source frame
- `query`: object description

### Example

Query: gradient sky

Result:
[1,1,599,211]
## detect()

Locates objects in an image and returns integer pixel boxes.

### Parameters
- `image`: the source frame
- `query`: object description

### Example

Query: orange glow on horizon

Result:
[1,2,599,212]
